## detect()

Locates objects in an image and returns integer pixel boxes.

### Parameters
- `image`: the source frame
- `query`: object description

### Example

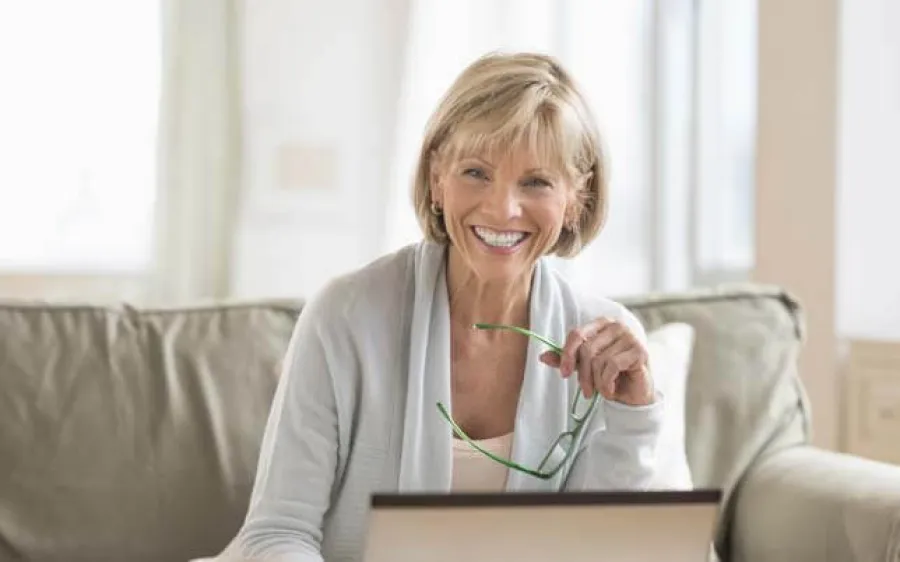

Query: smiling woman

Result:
[220,51,664,562]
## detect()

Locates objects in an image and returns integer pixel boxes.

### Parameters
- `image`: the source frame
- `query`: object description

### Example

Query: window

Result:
[0,2,160,273]
[383,0,757,295]
[693,0,757,284]
[551,0,655,297]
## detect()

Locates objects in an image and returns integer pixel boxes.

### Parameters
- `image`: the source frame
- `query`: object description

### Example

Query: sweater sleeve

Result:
[228,298,342,561]
[563,303,665,491]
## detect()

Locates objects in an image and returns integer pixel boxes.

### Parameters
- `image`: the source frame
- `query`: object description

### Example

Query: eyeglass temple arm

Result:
[477,322,599,417]
[436,401,562,480]
[473,323,563,355]
[440,324,599,479]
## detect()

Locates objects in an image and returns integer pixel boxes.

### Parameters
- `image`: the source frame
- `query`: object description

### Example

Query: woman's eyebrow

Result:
[523,167,557,177]
[460,156,495,168]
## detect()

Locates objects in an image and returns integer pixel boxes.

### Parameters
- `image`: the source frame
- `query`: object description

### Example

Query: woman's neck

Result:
[445,247,533,330]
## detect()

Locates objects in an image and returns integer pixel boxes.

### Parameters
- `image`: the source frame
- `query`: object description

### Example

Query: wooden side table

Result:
[844,339,900,464]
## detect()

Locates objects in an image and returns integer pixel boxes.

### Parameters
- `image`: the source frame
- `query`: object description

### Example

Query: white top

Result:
[223,241,664,562]
[451,433,514,492]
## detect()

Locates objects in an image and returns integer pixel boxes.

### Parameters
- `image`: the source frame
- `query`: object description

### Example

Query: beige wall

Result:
[754,0,839,449]
[0,274,146,303]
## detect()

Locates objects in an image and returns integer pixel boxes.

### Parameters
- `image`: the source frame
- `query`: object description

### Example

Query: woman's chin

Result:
[468,246,536,281]
[450,234,542,281]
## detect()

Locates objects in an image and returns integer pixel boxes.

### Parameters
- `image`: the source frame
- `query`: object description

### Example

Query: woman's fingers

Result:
[571,319,617,397]
[585,321,619,357]
[559,327,584,377]
[539,350,561,367]
[554,318,650,402]
[559,324,592,377]
[577,342,594,397]
[548,317,654,405]
[591,335,636,397]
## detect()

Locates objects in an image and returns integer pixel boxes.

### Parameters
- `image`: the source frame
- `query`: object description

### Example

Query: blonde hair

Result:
[412,51,608,257]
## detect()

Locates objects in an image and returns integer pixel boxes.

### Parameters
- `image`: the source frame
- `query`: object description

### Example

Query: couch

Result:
[1,284,899,561]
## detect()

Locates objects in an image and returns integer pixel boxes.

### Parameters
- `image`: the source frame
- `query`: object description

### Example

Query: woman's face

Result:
[432,146,576,283]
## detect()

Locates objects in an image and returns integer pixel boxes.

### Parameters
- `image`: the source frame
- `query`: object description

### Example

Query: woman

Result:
[227,51,663,562]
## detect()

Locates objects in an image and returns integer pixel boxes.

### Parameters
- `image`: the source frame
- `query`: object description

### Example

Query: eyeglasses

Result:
[436,323,600,480]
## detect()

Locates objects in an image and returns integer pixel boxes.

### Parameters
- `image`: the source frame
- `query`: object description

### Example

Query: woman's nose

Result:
[484,183,522,219]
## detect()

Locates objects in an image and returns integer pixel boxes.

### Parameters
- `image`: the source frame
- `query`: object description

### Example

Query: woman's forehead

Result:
[445,132,568,172]
[456,147,554,170]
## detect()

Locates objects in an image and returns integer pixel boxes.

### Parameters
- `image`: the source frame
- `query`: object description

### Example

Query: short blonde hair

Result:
[412,51,608,258]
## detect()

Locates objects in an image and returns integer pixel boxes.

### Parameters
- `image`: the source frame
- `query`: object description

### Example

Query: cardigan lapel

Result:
[398,243,576,493]
[505,258,573,492]
[397,242,453,492]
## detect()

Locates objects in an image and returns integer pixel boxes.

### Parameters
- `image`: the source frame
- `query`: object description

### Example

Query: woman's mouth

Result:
[472,226,530,251]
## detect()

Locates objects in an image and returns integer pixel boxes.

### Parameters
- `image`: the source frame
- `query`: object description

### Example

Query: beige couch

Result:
[1,285,899,562]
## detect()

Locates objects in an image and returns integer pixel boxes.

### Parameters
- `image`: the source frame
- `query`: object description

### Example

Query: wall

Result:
[837,0,900,340]
[0,274,145,303]
[754,0,839,449]
[756,0,900,451]
[230,0,409,300]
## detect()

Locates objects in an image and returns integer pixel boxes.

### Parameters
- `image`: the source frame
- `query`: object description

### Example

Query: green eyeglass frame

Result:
[436,323,600,481]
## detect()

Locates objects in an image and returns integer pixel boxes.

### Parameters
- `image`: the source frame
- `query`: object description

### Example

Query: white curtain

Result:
[384,0,658,298]
[150,0,244,305]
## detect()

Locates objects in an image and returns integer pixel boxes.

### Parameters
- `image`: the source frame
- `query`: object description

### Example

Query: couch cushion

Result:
[0,300,302,562]
[620,283,811,554]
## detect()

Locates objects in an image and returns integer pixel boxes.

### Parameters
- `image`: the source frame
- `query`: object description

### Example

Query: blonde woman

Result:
[227,52,663,562]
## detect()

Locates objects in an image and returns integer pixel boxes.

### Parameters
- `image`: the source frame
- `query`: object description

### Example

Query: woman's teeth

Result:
[473,226,527,248]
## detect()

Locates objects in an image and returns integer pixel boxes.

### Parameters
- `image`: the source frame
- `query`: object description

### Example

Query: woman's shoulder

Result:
[543,262,646,341]
[299,242,420,329]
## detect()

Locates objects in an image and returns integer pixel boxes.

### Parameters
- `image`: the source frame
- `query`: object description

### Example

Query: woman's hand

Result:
[538,317,656,406]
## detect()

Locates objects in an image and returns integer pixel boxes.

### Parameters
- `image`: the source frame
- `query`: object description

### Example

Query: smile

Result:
[472,226,530,248]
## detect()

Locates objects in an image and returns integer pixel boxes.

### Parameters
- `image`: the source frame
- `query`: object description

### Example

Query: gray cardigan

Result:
[223,241,664,562]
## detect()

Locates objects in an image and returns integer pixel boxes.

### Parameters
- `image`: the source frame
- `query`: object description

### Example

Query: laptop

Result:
[363,489,721,562]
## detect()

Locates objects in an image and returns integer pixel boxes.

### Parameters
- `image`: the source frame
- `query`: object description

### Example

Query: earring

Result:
[430,201,443,216]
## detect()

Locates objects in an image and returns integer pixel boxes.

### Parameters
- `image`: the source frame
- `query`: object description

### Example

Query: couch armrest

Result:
[731,446,900,562]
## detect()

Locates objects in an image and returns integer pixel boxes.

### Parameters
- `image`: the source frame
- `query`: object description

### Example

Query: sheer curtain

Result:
[0,1,160,274]
[0,0,246,304]
[149,0,245,305]
[383,0,657,297]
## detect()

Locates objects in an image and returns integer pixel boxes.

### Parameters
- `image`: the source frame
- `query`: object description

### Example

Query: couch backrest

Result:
[0,285,810,561]
[0,301,301,562]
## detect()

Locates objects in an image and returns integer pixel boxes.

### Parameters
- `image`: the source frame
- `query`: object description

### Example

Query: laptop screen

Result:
[364,490,721,562]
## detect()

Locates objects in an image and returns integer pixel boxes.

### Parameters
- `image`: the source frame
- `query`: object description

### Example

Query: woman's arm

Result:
[229,302,342,561]
[562,306,665,491]
[563,396,664,490]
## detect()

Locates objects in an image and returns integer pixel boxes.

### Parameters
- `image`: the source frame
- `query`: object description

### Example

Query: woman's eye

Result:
[522,176,551,188]
[462,167,488,180]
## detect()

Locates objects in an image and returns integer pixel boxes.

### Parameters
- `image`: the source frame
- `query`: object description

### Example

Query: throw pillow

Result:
[646,322,696,490]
